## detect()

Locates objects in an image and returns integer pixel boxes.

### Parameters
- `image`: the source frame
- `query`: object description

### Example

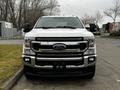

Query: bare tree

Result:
[0,0,9,21]
[0,0,59,29]
[82,14,95,25]
[18,0,59,29]
[5,0,9,21]
[48,0,60,15]
[94,11,103,25]
[8,0,18,27]
[82,11,103,26]
[104,0,120,30]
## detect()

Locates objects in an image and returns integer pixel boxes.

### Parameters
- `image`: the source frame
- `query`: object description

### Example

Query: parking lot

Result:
[12,37,120,90]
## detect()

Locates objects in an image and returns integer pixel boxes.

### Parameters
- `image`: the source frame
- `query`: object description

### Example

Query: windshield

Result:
[35,17,84,29]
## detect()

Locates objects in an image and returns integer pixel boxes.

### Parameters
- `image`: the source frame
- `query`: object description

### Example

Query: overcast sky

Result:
[58,0,115,26]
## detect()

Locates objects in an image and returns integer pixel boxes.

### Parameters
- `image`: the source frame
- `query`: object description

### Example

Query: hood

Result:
[25,28,94,38]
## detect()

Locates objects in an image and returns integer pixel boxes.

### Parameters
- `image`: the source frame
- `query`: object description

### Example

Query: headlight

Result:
[24,49,30,54]
[24,49,35,55]
[24,39,31,47]
[89,39,95,47]
[24,37,35,47]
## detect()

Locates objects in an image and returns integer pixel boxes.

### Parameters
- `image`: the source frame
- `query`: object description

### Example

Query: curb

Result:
[0,68,23,90]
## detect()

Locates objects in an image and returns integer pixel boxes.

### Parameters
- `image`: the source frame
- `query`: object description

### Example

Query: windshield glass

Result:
[35,17,84,28]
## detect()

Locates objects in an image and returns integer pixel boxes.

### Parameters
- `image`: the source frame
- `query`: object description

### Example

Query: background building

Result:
[0,21,17,39]
[114,22,120,31]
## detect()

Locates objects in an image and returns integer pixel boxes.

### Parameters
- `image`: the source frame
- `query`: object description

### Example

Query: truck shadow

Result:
[26,76,95,87]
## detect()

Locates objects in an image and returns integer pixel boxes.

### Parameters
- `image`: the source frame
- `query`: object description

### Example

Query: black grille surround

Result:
[35,37,84,41]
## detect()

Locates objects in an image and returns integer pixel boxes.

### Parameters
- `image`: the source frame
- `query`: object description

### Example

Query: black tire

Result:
[23,66,33,79]
[84,66,96,79]
[24,73,33,79]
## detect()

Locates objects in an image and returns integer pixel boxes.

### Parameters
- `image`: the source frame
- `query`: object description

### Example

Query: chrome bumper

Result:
[22,55,97,68]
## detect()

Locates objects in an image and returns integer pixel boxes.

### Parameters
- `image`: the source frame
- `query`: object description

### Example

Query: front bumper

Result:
[22,55,96,77]
[24,65,95,77]
[22,54,96,66]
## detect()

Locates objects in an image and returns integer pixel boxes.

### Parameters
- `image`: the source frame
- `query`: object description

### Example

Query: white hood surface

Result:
[25,28,94,38]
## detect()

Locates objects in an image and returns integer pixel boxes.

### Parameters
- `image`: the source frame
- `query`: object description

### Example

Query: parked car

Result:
[86,24,101,35]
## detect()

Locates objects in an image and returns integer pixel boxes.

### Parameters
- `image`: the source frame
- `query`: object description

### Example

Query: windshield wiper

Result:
[55,26,77,29]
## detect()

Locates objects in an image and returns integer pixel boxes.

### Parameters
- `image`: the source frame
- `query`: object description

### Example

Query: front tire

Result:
[84,65,96,79]
[23,65,33,79]
[24,73,33,79]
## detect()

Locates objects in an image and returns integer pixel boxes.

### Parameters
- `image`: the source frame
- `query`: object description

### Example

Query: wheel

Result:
[85,72,95,79]
[23,65,33,79]
[24,73,33,79]
[84,65,96,79]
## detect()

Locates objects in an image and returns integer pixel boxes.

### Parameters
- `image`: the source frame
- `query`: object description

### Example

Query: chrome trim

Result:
[66,65,85,68]
[37,49,81,53]
[34,65,85,68]
[31,41,88,45]
[35,65,53,68]
[53,43,66,50]
[30,40,89,53]
[36,57,83,61]
[22,54,97,58]
[22,55,35,59]
[23,54,96,67]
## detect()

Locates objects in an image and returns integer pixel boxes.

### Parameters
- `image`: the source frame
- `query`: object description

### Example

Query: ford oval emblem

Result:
[53,43,66,50]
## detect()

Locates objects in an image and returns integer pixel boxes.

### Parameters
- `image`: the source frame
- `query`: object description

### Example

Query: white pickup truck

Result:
[22,16,97,79]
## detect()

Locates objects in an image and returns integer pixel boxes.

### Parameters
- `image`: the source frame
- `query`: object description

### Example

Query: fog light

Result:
[88,57,95,63]
[24,57,31,64]
[25,58,30,62]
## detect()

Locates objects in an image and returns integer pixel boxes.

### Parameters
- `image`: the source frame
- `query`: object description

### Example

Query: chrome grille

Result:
[30,37,88,58]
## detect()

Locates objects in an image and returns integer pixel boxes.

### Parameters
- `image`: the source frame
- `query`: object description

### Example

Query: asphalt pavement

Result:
[12,37,120,90]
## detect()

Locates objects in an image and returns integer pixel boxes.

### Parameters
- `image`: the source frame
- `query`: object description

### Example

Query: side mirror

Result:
[23,24,32,33]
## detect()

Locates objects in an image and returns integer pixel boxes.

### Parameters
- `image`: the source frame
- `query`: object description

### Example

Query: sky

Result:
[58,0,115,27]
